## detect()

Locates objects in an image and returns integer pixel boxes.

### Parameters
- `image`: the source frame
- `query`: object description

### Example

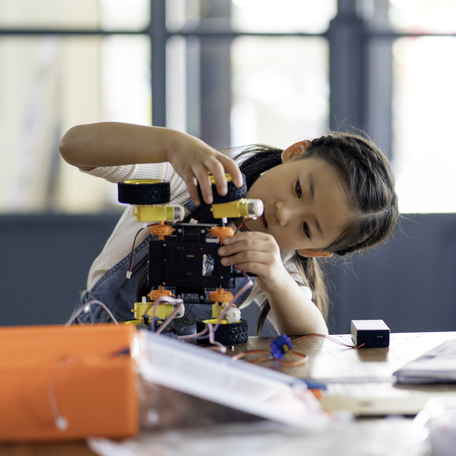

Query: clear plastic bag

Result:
[134,330,327,431]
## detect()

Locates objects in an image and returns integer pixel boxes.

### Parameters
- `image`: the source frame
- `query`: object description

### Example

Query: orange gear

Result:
[149,221,175,240]
[209,226,235,243]
[209,286,233,303]
[148,285,175,301]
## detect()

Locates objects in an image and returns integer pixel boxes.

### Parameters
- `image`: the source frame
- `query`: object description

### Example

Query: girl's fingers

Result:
[192,165,214,204]
[175,146,242,204]
[201,154,243,199]
[185,177,201,206]
[218,155,244,188]
[221,233,276,253]
[218,232,283,290]
[203,157,228,197]
[220,250,274,267]
[223,257,279,288]
[219,233,281,271]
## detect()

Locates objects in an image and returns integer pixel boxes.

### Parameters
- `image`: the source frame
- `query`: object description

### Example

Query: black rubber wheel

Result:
[118,179,170,205]
[196,319,248,346]
[198,173,248,204]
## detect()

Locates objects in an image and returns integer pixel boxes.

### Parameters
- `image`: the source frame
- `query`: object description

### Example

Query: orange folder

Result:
[0,324,138,442]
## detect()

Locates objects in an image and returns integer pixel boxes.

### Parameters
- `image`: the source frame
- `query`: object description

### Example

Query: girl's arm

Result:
[59,122,243,205]
[263,269,329,336]
[219,232,329,336]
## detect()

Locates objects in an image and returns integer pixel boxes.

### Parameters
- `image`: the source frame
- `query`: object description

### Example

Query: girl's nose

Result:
[276,201,297,226]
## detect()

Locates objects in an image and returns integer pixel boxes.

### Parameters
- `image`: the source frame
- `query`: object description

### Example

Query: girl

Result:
[59,122,398,336]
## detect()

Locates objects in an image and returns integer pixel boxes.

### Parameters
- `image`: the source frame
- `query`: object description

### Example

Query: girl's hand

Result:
[166,133,243,206]
[218,231,288,293]
[219,231,329,336]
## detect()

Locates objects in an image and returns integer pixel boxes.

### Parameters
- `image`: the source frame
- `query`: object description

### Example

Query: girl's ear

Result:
[297,248,333,258]
[281,139,312,163]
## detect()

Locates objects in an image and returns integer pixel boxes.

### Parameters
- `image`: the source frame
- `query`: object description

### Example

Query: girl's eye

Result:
[303,222,310,238]
[295,180,302,198]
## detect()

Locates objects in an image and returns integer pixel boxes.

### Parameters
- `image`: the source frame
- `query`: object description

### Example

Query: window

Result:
[0,0,150,213]
[1,0,455,214]
[389,0,456,212]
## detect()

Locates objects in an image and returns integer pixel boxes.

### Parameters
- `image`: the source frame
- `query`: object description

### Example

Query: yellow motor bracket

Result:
[132,204,185,223]
[211,199,263,219]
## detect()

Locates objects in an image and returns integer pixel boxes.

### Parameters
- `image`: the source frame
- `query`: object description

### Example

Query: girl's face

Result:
[243,142,354,256]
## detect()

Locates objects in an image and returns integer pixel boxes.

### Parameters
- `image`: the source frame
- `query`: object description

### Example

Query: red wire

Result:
[127,227,145,277]
[232,334,365,366]
[293,333,365,349]
[232,348,308,366]
[127,223,156,278]
[235,217,251,234]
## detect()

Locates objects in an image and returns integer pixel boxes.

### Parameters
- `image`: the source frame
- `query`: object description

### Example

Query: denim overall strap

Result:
[73,237,150,324]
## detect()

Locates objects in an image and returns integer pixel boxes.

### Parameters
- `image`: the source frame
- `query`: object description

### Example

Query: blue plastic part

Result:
[270,334,292,360]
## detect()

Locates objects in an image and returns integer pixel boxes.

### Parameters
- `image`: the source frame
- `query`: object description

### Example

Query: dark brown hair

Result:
[231,132,398,334]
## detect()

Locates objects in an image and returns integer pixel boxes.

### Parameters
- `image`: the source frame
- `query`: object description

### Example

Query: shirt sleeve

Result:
[80,163,187,201]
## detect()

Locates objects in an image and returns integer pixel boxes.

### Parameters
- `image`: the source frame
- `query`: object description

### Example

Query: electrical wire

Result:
[140,295,184,332]
[235,217,250,233]
[232,333,365,366]
[141,301,159,327]
[177,322,227,353]
[47,356,76,431]
[177,271,254,350]
[65,299,118,326]
[205,323,227,353]
[126,224,156,279]
[155,302,185,335]
[292,333,365,349]
[126,227,145,278]
[47,346,131,432]
[232,348,308,366]
[178,323,209,341]
[232,350,270,364]
[212,271,253,333]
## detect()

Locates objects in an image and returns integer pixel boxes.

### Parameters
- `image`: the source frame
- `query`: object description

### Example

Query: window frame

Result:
[2,0,456,191]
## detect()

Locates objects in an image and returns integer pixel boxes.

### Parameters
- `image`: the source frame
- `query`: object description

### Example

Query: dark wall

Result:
[1,213,455,335]
[0,214,119,327]
[324,213,456,334]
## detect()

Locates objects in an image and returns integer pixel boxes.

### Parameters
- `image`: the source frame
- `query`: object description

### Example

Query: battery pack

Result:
[351,319,390,348]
